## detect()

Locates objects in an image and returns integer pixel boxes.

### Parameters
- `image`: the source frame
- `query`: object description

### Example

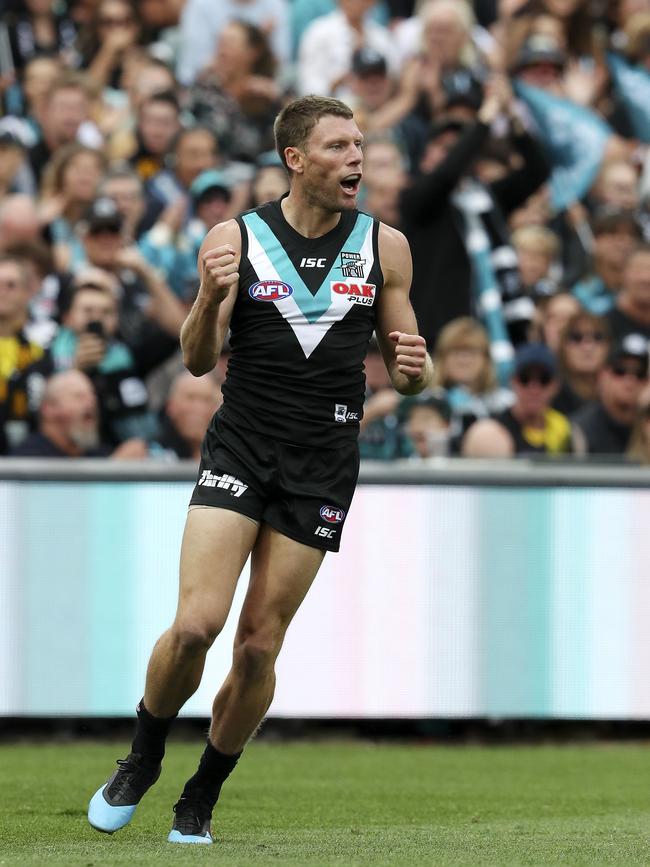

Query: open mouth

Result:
[340,173,361,195]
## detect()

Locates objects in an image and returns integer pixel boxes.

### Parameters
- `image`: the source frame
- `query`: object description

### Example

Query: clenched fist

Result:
[389,331,427,380]
[201,245,239,304]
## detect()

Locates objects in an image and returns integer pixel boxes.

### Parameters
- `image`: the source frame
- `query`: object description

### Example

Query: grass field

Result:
[1,740,650,866]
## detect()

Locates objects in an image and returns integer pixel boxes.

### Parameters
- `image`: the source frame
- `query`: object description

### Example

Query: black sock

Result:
[131,699,177,764]
[180,740,242,807]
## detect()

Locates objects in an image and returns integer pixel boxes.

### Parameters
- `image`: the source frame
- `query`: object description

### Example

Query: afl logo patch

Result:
[320,505,345,524]
[248,280,293,301]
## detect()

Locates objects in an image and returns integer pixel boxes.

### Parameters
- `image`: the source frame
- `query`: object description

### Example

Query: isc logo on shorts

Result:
[248,280,293,301]
[331,281,376,306]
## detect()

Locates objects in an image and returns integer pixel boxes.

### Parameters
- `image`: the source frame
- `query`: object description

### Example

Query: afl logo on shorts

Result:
[248,280,293,301]
[320,505,345,524]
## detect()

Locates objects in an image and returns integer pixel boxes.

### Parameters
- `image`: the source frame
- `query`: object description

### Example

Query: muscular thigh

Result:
[236,524,326,641]
[176,507,260,630]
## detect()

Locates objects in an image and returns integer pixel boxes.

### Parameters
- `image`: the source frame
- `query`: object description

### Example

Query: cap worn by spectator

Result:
[189,169,232,205]
[514,342,558,378]
[513,34,567,72]
[441,68,484,111]
[351,47,388,78]
[85,197,124,233]
[607,335,649,374]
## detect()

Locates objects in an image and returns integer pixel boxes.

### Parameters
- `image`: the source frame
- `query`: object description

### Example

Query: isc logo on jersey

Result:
[248,280,293,301]
[331,281,376,306]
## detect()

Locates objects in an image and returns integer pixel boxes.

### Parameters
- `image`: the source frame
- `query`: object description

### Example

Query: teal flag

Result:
[608,52,650,143]
[514,80,613,209]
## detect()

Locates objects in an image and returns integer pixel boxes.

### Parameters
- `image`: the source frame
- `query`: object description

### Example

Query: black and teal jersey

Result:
[218,197,384,446]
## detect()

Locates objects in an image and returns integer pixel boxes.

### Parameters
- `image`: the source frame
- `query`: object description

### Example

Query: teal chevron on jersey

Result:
[242,211,374,323]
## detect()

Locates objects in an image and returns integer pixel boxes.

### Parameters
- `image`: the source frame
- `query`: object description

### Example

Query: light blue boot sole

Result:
[87,786,138,833]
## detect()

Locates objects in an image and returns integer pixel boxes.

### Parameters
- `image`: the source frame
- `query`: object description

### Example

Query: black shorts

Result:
[189,414,360,552]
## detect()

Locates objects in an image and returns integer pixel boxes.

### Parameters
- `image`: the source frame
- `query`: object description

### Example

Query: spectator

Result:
[0,254,53,454]
[399,389,453,458]
[512,224,562,301]
[250,155,289,207]
[150,370,222,460]
[589,159,641,214]
[3,239,61,344]
[146,125,220,211]
[0,194,41,250]
[460,417,515,458]
[572,336,650,456]
[553,310,611,416]
[297,0,395,100]
[430,316,513,438]
[50,274,159,443]
[0,130,33,196]
[39,142,107,271]
[77,0,142,90]
[626,401,650,464]
[75,196,185,358]
[5,0,77,72]
[400,74,550,374]
[571,207,642,315]
[13,54,64,120]
[11,368,147,458]
[604,243,650,345]
[186,20,282,164]
[140,168,234,302]
[108,90,182,183]
[176,0,290,87]
[27,72,99,183]
[488,342,578,455]
[530,291,581,352]
[98,166,158,242]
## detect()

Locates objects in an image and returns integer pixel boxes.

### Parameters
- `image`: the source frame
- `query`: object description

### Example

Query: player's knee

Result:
[172,618,222,654]
[233,630,281,681]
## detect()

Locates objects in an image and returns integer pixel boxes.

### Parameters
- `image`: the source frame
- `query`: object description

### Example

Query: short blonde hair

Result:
[512,225,559,258]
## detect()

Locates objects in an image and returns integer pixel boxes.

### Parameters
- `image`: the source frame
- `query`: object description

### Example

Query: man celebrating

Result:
[88,95,432,844]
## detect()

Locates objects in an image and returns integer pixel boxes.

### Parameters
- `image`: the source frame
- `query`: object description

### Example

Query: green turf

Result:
[1,740,650,865]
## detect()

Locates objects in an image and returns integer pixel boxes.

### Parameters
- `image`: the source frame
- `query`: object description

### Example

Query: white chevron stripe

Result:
[245,220,375,359]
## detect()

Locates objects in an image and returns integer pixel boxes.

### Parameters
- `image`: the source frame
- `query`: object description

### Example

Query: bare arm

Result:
[180,219,240,376]
[375,224,433,395]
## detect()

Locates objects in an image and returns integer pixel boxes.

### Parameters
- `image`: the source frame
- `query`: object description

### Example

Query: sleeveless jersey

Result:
[218,198,384,446]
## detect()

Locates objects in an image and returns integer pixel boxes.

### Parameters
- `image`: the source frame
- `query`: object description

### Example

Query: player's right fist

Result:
[200,245,239,303]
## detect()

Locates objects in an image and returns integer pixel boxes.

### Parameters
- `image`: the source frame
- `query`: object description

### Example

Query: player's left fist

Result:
[389,331,427,379]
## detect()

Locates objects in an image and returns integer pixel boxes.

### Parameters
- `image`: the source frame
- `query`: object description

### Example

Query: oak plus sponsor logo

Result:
[331,280,376,306]
[320,505,345,524]
[248,280,293,302]
[198,470,248,497]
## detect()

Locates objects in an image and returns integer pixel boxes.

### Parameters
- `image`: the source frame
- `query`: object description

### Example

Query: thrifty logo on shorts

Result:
[198,471,248,497]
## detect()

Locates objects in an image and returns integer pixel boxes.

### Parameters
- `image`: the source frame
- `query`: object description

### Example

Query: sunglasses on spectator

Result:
[516,370,553,386]
[610,363,647,381]
[567,331,606,344]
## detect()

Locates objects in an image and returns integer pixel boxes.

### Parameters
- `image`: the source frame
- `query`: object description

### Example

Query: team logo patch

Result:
[248,279,293,301]
[331,280,376,306]
[338,251,365,278]
[320,505,345,523]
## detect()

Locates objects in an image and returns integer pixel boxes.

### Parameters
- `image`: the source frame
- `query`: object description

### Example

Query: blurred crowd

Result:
[0,0,649,463]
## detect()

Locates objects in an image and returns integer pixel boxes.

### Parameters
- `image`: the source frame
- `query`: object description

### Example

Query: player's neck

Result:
[280,192,342,239]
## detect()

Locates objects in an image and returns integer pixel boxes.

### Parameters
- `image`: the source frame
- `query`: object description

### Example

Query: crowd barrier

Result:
[2,458,650,719]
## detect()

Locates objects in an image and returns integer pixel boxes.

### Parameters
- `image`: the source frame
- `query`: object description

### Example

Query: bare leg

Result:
[209,524,325,753]
[144,508,259,718]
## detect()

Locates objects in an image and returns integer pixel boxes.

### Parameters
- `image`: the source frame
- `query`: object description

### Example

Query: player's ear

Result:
[284,146,304,175]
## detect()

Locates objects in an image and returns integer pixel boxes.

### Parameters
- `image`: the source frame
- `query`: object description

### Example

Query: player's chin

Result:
[337,190,359,209]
